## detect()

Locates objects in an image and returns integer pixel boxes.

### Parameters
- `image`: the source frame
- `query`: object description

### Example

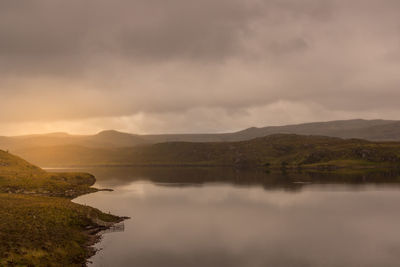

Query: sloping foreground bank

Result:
[0,149,124,266]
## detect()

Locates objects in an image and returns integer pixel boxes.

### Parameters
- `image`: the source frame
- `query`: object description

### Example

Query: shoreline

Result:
[70,181,130,266]
[0,148,128,266]
[83,215,130,266]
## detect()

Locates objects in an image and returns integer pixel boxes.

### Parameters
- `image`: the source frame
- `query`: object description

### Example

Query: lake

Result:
[73,167,400,267]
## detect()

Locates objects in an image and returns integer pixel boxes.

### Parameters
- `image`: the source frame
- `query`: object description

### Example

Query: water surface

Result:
[73,167,400,267]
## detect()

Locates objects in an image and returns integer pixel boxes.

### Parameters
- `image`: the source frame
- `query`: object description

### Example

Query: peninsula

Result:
[0,149,123,266]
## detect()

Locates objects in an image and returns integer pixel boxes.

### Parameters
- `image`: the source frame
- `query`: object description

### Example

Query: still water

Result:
[73,167,400,267]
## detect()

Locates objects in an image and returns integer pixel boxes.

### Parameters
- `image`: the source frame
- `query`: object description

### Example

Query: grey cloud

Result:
[1,0,400,133]
[0,0,258,74]
[0,0,335,71]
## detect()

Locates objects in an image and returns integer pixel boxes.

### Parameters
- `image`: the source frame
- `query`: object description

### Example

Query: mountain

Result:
[143,119,400,142]
[230,119,400,141]
[2,119,400,162]
[2,119,400,152]
[0,130,149,151]
[12,134,400,169]
[87,130,149,147]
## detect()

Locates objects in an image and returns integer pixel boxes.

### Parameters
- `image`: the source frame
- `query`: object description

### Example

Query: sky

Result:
[1,0,400,135]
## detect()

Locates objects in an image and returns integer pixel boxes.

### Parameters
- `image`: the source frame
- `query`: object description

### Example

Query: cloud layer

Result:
[1,0,400,134]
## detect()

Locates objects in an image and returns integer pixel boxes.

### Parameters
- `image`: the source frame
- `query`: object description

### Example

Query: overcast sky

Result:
[1,0,400,135]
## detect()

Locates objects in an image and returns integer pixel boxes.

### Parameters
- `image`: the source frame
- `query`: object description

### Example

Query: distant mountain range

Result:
[7,134,400,168]
[1,119,400,152]
[144,119,400,143]
[0,120,400,166]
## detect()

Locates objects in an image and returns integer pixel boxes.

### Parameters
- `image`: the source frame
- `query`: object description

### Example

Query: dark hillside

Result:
[3,120,400,153]
[13,134,400,169]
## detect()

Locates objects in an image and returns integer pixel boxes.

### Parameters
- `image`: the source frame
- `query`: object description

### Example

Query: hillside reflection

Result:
[66,167,400,191]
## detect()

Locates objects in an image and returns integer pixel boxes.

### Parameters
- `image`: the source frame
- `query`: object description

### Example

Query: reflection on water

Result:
[101,222,125,234]
[73,167,400,267]
[72,167,400,191]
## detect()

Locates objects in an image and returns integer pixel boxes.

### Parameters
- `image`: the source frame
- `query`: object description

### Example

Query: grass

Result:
[0,149,122,266]
[0,149,97,197]
[0,171,98,198]
[0,194,119,266]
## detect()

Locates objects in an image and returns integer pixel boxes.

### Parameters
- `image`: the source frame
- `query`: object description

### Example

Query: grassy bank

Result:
[0,194,120,266]
[0,149,123,266]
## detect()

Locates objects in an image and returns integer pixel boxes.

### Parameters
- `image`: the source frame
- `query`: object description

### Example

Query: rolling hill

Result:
[143,119,400,143]
[0,130,149,151]
[2,120,400,155]
[11,134,400,169]
[3,119,400,169]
